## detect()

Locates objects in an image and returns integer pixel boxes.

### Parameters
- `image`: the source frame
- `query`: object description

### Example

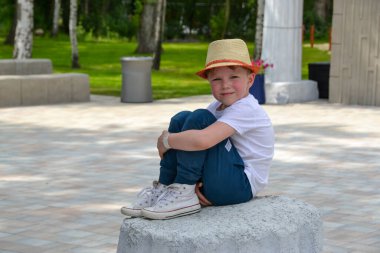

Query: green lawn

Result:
[0,37,330,99]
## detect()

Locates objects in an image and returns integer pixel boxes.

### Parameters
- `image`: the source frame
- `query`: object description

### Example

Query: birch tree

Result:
[13,0,33,59]
[136,0,161,53]
[314,0,331,22]
[253,0,264,60]
[153,0,166,70]
[222,0,230,39]
[52,0,60,37]
[69,0,80,68]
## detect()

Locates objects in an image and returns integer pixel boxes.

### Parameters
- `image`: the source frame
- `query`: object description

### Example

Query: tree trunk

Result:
[102,0,111,15]
[153,0,166,70]
[52,0,61,37]
[314,0,330,22]
[253,0,264,60]
[84,0,89,16]
[4,1,17,45]
[136,0,161,53]
[13,0,34,59]
[222,0,230,39]
[69,0,80,68]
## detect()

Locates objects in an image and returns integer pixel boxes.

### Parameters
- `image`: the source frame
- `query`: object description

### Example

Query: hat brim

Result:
[196,61,256,79]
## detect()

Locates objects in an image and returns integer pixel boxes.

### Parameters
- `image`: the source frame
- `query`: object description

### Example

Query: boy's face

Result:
[207,66,254,109]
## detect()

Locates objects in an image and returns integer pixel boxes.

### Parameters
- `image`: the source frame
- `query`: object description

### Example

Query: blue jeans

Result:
[159,109,252,206]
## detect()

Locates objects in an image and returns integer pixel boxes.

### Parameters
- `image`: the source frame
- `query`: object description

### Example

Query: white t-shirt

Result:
[207,95,275,196]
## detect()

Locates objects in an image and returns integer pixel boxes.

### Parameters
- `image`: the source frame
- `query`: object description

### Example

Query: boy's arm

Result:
[157,121,235,158]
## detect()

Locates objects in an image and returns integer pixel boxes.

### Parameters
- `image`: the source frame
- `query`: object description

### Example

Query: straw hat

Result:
[196,39,255,79]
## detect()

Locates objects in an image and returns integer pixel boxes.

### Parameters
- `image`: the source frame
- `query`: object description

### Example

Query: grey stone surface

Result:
[47,74,72,104]
[0,74,90,107]
[21,75,49,106]
[71,74,90,102]
[1,95,380,252]
[0,76,22,107]
[0,60,16,75]
[265,80,319,104]
[0,59,88,107]
[117,196,323,253]
[0,59,52,75]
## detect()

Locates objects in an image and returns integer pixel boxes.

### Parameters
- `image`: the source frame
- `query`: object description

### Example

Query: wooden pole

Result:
[310,25,315,48]
[302,24,305,42]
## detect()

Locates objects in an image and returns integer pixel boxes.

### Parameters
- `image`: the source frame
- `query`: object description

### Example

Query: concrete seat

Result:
[0,59,53,75]
[0,59,90,107]
[0,74,90,107]
[117,195,323,253]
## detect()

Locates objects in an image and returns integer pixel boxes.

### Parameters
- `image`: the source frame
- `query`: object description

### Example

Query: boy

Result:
[121,39,275,220]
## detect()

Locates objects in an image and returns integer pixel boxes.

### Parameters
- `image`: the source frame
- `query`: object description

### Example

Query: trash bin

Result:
[249,74,265,104]
[308,62,330,99]
[120,57,153,103]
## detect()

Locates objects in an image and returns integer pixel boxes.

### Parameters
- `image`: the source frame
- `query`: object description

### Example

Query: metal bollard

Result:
[120,57,153,103]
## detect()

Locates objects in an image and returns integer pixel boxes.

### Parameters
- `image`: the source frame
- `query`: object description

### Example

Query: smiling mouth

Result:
[221,92,234,96]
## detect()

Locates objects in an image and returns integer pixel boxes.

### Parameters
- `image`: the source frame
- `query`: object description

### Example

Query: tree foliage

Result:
[303,0,333,40]
[0,0,333,42]
[165,0,256,41]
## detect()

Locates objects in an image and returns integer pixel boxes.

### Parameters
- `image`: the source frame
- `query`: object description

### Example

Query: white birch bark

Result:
[136,0,161,53]
[254,0,264,60]
[13,0,34,59]
[153,0,162,48]
[52,0,61,37]
[222,0,230,39]
[153,0,166,70]
[314,0,330,22]
[69,0,80,68]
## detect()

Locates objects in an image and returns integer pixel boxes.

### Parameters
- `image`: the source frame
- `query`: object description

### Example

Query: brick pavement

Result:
[0,95,379,253]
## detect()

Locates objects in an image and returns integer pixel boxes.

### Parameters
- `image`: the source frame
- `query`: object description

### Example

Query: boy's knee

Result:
[169,111,191,133]
[183,109,216,130]
[191,109,214,119]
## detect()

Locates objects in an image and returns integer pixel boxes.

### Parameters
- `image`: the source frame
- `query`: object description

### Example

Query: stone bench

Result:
[0,59,90,107]
[117,196,323,253]
[0,59,53,75]
[0,74,90,107]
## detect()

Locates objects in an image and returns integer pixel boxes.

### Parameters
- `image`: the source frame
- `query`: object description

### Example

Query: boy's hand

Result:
[157,130,170,159]
[195,182,212,206]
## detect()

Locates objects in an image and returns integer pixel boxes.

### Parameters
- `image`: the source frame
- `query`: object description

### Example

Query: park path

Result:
[1,95,379,253]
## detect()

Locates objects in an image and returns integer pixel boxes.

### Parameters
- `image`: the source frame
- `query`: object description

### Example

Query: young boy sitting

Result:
[121,38,275,220]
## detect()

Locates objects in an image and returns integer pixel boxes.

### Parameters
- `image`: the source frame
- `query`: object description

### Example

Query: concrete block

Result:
[0,60,16,75]
[71,74,90,102]
[21,75,49,106]
[16,59,53,75]
[117,196,323,253]
[0,76,21,107]
[47,74,72,104]
[27,59,52,74]
[0,59,52,75]
[0,72,90,107]
[265,80,319,104]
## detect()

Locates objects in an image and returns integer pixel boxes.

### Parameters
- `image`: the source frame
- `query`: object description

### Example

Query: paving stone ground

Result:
[1,95,379,253]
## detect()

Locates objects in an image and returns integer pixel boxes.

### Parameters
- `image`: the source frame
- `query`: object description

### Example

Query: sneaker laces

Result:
[136,182,164,206]
[155,185,182,207]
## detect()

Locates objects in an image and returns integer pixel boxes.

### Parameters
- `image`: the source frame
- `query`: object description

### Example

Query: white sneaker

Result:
[141,183,201,220]
[121,181,167,217]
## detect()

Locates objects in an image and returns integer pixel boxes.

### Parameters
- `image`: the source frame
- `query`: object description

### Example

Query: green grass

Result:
[0,36,330,99]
